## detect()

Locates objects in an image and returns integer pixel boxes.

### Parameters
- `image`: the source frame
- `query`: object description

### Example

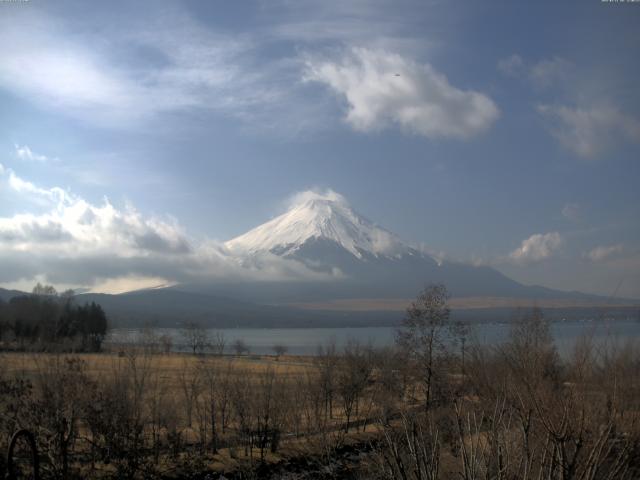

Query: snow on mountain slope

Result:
[225,190,411,259]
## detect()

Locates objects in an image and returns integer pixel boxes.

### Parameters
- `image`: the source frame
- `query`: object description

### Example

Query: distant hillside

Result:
[4,286,637,329]
[76,288,399,328]
[77,287,639,328]
[0,287,25,302]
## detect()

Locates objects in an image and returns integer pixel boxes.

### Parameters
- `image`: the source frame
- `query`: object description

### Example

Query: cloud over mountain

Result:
[586,244,624,263]
[286,188,348,209]
[509,232,563,265]
[0,167,332,292]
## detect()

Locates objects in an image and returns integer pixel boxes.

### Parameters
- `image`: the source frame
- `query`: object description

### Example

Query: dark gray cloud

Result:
[0,220,72,244]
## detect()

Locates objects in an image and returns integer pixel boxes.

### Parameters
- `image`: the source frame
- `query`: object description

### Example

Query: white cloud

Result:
[497,54,571,88]
[509,232,563,264]
[6,170,68,206]
[0,3,483,138]
[287,188,347,208]
[266,0,440,51]
[498,54,639,158]
[561,202,582,222]
[497,54,524,77]
[0,167,336,291]
[537,104,640,158]
[0,169,192,257]
[304,48,499,139]
[4,49,129,111]
[0,9,284,128]
[14,144,54,163]
[586,244,624,262]
[529,57,572,89]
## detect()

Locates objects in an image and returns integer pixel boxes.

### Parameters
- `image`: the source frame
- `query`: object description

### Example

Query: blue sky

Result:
[0,0,639,297]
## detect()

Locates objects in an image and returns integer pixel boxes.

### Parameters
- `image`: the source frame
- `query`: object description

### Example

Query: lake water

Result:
[106,319,640,357]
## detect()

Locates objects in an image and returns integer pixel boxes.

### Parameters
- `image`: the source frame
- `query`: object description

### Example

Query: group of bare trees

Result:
[0,340,408,477]
[371,286,640,480]
[1,284,639,479]
[179,321,226,356]
[452,312,640,480]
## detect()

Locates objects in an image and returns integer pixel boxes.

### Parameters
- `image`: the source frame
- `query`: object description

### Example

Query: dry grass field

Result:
[1,350,315,379]
[288,296,638,311]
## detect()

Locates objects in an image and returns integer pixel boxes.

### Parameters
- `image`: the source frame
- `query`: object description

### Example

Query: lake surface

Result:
[106,319,640,357]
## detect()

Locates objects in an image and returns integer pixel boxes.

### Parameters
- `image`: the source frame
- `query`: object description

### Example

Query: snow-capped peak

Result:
[225,190,410,259]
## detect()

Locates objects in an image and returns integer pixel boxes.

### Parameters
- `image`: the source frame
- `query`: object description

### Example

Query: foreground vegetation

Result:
[1,285,639,479]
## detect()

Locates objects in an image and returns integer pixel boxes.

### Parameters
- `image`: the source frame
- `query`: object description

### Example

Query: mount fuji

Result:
[225,192,409,261]
[216,191,597,305]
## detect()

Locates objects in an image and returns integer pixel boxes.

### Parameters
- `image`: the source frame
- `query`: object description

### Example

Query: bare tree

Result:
[146,361,172,464]
[140,323,160,354]
[159,333,173,354]
[211,330,226,356]
[30,355,91,478]
[315,340,338,422]
[32,282,57,297]
[180,321,210,355]
[337,340,373,432]
[178,358,202,427]
[373,346,412,424]
[233,338,249,356]
[396,284,453,411]
[196,356,228,453]
[229,369,253,457]
[272,343,287,359]
[81,347,153,478]
[254,367,287,460]
[226,362,239,435]
[375,412,441,480]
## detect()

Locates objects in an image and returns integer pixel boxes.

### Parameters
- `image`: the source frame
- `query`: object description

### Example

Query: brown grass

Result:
[286,296,639,311]
[1,351,314,375]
